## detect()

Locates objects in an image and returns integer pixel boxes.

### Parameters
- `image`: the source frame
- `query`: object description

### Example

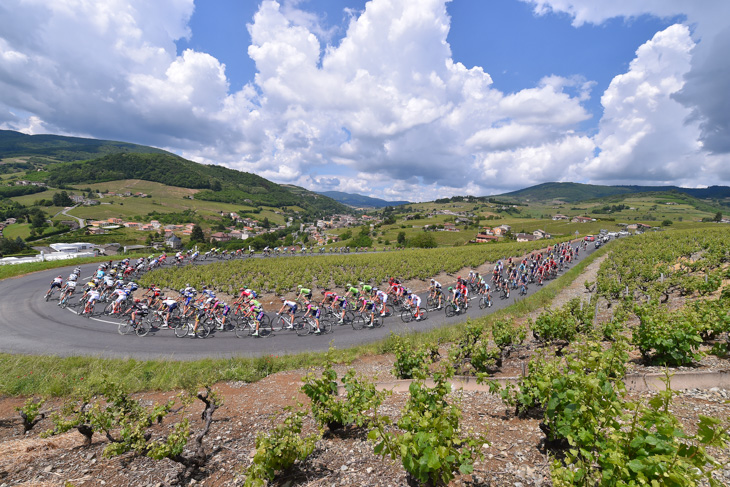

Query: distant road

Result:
[0,243,601,360]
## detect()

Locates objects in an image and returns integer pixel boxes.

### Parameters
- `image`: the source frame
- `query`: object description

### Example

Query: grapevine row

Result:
[139,237,575,295]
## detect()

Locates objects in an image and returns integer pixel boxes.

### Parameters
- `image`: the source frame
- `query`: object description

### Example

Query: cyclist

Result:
[344,283,360,301]
[83,287,101,314]
[47,275,64,297]
[409,292,423,321]
[296,285,313,305]
[159,296,178,328]
[110,287,129,314]
[480,276,492,307]
[357,295,377,328]
[276,298,298,329]
[213,299,230,330]
[429,279,443,309]
[303,302,322,334]
[448,286,462,313]
[58,278,77,305]
[334,294,349,324]
[124,298,150,326]
[249,298,265,337]
[361,282,374,296]
[374,287,388,316]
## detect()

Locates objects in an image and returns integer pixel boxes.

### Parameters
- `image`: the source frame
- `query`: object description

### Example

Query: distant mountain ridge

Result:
[497,182,730,203]
[0,129,171,162]
[318,191,410,208]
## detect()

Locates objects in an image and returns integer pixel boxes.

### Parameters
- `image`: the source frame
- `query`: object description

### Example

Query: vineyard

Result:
[4,228,730,486]
[139,237,574,295]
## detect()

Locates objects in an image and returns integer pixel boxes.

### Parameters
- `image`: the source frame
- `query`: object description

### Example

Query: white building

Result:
[49,242,96,253]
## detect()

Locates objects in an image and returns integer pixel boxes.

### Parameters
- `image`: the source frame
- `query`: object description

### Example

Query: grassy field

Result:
[1,223,32,240]
[0,241,610,397]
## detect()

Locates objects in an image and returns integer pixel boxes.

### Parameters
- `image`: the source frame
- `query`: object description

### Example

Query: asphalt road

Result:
[0,243,602,360]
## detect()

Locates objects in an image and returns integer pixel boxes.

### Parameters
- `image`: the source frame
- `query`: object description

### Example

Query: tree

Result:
[210,180,222,192]
[714,211,723,222]
[397,231,406,245]
[407,233,437,248]
[340,230,352,241]
[190,224,205,243]
[661,219,673,227]
[262,217,270,229]
[52,191,73,207]
[30,212,46,229]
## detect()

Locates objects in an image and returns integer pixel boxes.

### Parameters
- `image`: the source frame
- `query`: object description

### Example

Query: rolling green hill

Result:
[498,182,730,204]
[0,130,351,217]
[0,129,171,163]
[26,153,350,217]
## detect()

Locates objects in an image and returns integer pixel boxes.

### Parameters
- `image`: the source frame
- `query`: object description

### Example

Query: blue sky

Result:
[1,0,728,200]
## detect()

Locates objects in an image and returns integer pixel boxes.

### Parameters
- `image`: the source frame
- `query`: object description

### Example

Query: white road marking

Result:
[63,305,118,324]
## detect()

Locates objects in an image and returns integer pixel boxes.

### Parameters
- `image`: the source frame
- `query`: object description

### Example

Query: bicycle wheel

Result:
[235,321,252,338]
[320,319,333,334]
[445,304,456,317]
[295,320,311,336]
[426,296,437,308]
[195,321,211,338]
[257,325,272,338]
[418,308,429,321]
[118,320,134,335]
[259,313,271,329]
[103,302,115,316]
[478,295,487,309]
[400,309,413,323]
[372,316,384,328]
[135,321,150,337]
[351,315,365,331]
[343,310,355,325]
[45,290,52,302]
[175,322,190,338]
[381,305,393,317]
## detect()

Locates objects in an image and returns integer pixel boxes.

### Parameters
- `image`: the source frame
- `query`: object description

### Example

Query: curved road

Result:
[0,243,603,360]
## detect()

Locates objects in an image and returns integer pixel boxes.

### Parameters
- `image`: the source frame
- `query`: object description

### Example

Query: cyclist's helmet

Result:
[57,275,63,279]
[280,297,285,302]
[346,283,352,288]
[359,282,364,286]
[430,279,434,283]
[134,298,141,303]
[297,285,302,289]
[239,287,245,291]
[373,287,378,292]
[448,286,453,291]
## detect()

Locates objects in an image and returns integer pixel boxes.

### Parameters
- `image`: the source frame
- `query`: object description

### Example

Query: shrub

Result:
[369,373,486,486]
[301,365,387,431]
[243,408,320,487]
[633,303,703,366]
[390,334,434,380]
